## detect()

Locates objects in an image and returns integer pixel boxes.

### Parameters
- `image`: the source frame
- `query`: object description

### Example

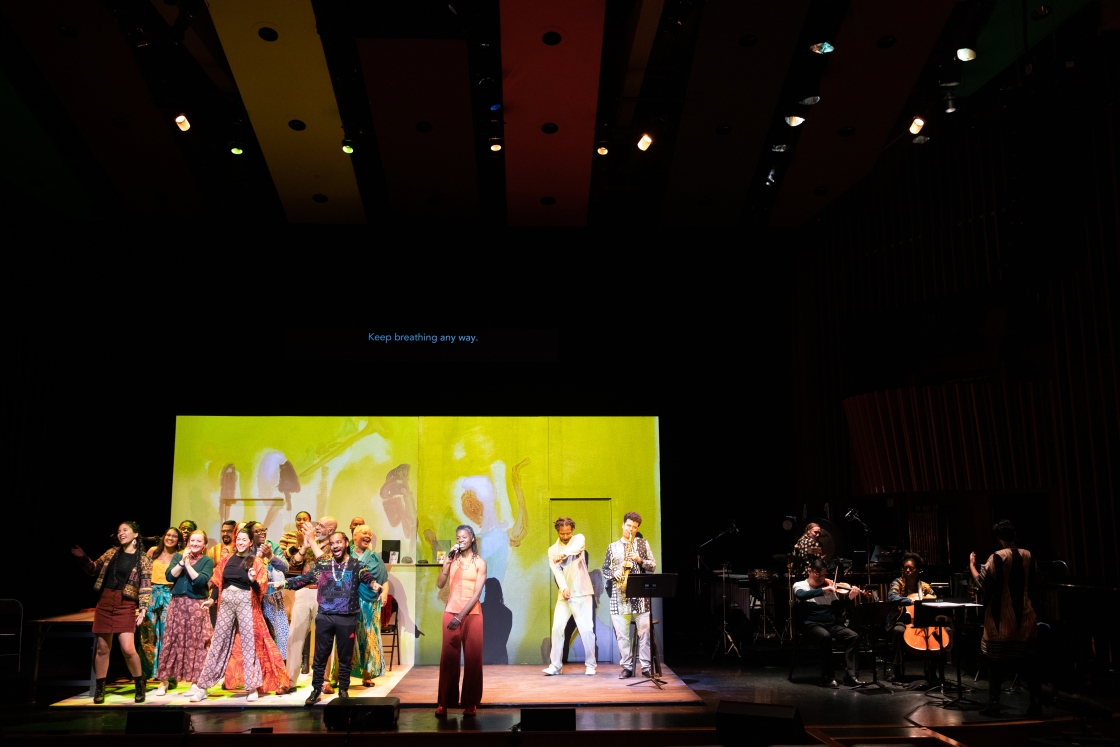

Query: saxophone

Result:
[617,535,636,594]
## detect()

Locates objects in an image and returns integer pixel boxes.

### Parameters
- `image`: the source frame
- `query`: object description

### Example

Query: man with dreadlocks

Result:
[970,520,1043,717]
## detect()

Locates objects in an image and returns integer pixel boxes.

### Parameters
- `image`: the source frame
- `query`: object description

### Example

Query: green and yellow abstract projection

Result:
[171,416,660,664]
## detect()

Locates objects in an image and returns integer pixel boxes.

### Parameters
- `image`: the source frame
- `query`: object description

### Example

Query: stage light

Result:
[945,95,956,113]
[766,168,776,185]
[229,143,243,155]
[490,104,502,111]
[909,116,924,134]
[490,143,502,151]
[956,47,976,61]
[799,95,820,106]
[809,42,834,54]
[175,114,190,132]
[342,139,355,154]
[637,133,652,151]
[785,116,805,127]
[772,144,787,152]
[597,146,609,155]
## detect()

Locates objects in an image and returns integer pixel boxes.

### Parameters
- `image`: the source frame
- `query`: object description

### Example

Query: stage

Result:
[10,658,1117,747]
[49,664,702,708]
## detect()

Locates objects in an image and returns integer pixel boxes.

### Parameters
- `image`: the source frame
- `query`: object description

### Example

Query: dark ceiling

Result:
[0,0,1108,227]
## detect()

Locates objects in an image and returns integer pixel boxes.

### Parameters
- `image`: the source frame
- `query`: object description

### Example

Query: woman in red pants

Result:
[435,525,487,716]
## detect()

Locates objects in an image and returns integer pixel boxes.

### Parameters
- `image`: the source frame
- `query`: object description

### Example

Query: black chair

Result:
[381,598,400,671]
[787,603,866,682]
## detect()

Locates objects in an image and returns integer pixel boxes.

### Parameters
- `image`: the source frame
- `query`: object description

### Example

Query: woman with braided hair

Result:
[71,521,153,704]
[435,524,487,717]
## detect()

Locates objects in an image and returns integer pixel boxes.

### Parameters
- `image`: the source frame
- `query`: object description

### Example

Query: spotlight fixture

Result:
[956,47,976,61]
[637,133,652,151]
[944,94,956,113]
[799,95,821,105]
[772,144,787,152]
[175,114,190,132]
[229,142,244,155]
[913,135,930,144]
[909,116,925,134]
[597,146,609,155]
[341,139,355,154]
[490,143,502,152]
[785,116,805,127]
[809,42,834,54]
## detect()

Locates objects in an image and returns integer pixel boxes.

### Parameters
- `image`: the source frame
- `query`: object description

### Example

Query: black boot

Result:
[93,678,106,704]
[134,677,146,703]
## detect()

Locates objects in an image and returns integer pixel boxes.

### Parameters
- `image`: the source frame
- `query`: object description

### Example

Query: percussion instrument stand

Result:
[711,564,740,659]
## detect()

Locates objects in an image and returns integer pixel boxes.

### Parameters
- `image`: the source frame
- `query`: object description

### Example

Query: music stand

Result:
[912,600,950,691]
[624,574,677,691]
[923,601,983,709]
[846,600,895,693]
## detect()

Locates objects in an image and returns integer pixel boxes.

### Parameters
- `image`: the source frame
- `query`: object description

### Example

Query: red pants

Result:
[438,611,483,708]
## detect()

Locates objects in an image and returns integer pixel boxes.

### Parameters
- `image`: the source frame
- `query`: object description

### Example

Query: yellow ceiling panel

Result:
[206,0,365,223]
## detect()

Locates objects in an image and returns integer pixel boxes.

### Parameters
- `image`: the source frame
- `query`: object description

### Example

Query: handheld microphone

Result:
[448,543,461,558]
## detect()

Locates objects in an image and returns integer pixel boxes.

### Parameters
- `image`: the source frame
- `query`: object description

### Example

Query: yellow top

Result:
[151,558,171,586]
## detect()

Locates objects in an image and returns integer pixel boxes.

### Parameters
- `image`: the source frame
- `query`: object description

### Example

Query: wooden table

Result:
[32,610,96,704]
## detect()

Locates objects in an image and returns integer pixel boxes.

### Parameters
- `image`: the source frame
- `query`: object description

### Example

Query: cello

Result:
[901,583,951,652]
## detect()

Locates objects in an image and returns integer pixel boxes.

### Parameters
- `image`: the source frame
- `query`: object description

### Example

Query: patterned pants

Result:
[263,592,289,660]
[196,587,261,690]
[138,584,172,678]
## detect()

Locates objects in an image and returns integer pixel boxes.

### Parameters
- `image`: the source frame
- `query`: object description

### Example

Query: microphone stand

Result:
[846,511,872,592]
[696,524,739,660]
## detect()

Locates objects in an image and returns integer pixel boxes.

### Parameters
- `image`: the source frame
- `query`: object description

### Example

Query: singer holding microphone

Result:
[435,525,487,716]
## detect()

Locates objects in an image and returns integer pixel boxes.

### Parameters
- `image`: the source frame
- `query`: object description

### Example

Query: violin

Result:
[901,584,951,652]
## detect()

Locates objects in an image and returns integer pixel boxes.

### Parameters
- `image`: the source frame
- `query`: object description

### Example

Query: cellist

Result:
[886,552,936,682]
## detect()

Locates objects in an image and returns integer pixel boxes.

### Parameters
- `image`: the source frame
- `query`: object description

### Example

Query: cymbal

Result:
[807,517,849,562]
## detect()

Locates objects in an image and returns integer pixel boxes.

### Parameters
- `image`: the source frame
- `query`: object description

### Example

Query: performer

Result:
[155,530,214,697]
[543,517,596,676]
[349,516,366,539]
[280,511,313,675]
[285,515,335,692]
[191,527,289,701]
[793,558,866,688]
[280,512,312,563]
[206,520,238,569]
[71,521,153,704]
[435,525,487,716]
[792,523,824,577]
[278,531,382,705]
[178,520,198,541]
[248,521,290,659]
[602,512,657,679]
[343,524,388,687]
[885,552,936,681]
[141,527,182,691]
[970,520,1042,717]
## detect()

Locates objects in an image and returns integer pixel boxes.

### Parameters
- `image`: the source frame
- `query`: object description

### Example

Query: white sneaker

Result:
[155,683,167,696]
[185,684,200,697]
[542,667,561,676]
[247,691,259,702]
[190,689,207,703]
[585,668,596,676]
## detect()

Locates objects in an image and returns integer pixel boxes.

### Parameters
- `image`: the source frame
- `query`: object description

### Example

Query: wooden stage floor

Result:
[387,664,703,706]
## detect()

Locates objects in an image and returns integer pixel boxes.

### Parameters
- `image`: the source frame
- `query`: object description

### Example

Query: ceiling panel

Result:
[660,0,809,226]
[1,1,205,219]
[357,39,478,222]
[500,0,606,226]
[769,0,957,227]
[206,0,364,223]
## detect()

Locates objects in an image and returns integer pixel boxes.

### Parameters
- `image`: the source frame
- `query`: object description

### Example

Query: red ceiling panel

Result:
[769,0,956,227]
[2,1,206,219]
[500,0,606,225]
[358,39,478,222]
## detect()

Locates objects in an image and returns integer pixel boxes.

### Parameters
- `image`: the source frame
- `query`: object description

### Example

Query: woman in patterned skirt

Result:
[71,521,152,704]
[140,527,181,688]
[352,524,387,686]
[155,530,213,697]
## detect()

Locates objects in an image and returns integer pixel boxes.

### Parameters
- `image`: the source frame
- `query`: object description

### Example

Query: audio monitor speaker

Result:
[322,696,400,731]
[124,709,191,734]
[520,707,577,731]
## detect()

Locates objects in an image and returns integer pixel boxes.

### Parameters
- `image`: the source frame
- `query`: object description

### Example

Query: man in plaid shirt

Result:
[601,512,656,679]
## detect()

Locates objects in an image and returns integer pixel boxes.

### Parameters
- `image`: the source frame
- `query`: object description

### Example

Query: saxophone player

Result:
[602,512,656,679]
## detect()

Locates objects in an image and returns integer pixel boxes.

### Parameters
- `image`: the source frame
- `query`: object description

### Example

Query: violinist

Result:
[885,552,935,681]
[793,558,867,688]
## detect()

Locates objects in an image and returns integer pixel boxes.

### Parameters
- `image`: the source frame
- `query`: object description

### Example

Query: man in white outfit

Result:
[543,517,597,676]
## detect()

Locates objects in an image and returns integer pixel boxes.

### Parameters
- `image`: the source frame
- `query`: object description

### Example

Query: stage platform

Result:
[49,663,701,708]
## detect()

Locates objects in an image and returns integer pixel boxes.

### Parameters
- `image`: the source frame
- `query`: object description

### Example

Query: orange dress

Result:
[212,554,290,693]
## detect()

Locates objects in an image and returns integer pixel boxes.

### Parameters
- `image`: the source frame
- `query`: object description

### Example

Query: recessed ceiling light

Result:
[956,47,976,61]
[597,146,609,155]
[342,139,355,154]
[175,114,190,132]
[637,134,652,151]
[785,116,805,127]
[230,143,243,155]
[810,42,834,54]
[944,95,956,113]
[772,144,787,152]
[799,95,820,106]
[258,27,278,42]
[909,116,925,134]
